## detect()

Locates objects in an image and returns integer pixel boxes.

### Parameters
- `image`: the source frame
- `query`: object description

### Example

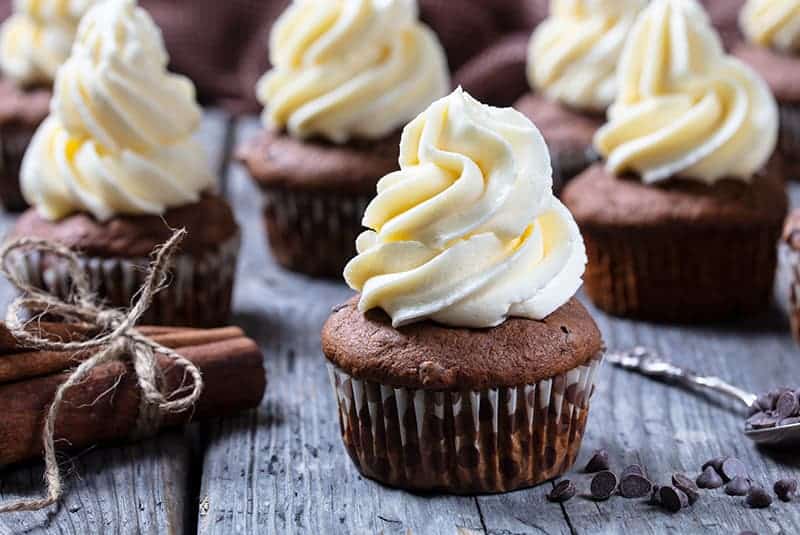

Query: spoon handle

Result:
[606,347,758,408]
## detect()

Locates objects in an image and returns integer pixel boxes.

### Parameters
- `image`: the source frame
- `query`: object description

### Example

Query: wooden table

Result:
[1,110,799,535]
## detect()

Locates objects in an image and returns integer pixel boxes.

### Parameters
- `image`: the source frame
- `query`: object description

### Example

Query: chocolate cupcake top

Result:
[20,0,215,222]
[527,0,646,112]
[257,0,450,144]
[344,88,587,329]
[594,0,777,185]
[0,0,98,87]
[739,0,800,53]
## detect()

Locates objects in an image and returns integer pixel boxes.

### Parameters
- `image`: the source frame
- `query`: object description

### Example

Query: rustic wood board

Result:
[0,111,230,535]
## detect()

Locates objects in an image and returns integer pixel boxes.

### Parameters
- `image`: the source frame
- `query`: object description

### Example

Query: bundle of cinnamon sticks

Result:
[0,322,266,466]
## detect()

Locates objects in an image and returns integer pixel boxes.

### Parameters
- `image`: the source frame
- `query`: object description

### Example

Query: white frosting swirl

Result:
[344,89,587,328]
[258,0,450,143]
[740,0,800,53]
[21,0,215,221]
[594,0,778,184]
[0,0,97,86]
[528,0,646,112]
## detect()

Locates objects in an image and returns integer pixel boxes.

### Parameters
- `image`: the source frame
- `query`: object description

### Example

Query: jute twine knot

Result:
[0,228,203,513]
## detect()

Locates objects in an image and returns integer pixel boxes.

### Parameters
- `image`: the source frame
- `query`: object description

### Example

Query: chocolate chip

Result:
[755,392,777,412]
[547,480,577,503]
[746,486,772,508]
[672,473,699,504]
[725,476,751,496]
[774,479,798,502]
[776,392,799,419]
[659,486,689,513]
[619,474,652,499]
[747,412,778,430]
[584,449,610,473]
[738,531,758,535]
[696,466,724,489]
[621,464,645,479]
[701,456,726,475]
[590,471,618,501]
[721,458,748,483]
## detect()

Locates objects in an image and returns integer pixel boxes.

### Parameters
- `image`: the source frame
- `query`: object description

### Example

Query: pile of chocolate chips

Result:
[547,448,798,519]
[746,387,800,430]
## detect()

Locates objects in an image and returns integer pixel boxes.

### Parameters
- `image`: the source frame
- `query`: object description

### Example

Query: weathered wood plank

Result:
[0,110,231,535]
[197,118,491,535]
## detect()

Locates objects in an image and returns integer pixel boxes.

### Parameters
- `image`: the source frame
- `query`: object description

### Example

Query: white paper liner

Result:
[327,351,604,494]
[779,242,800,341]
[5,233,240,327]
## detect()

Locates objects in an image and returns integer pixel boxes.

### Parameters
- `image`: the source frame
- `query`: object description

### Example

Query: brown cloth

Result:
[0,0,744,114]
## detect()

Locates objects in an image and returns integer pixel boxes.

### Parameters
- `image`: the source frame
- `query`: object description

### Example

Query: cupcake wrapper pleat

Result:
[5,233,240,327]
[261,187,371,277]
[582,225,781,321]
[0,125,37,211]
[327,352,603,494]
[779,243,800,343]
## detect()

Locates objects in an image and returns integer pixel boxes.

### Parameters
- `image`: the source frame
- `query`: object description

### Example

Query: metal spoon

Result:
[606,346,800,449]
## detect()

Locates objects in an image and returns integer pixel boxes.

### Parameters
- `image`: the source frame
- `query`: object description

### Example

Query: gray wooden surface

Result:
[2,110,800,534]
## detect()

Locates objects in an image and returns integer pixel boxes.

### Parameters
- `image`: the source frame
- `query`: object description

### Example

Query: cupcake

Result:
[322,89,604,494]
[701,0,746,50]
[0,0,98,211]
[6,0,240,327]
[514,0,646,189]
[563,0,786,322]
[237,0,450,278]
[734,1,800,179]
[780,210,800,342]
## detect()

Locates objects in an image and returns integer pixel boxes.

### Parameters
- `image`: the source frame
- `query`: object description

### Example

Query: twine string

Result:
[0,228,203,513]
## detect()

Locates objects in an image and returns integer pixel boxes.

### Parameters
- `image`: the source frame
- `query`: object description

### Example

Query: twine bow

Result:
[0,228,203,513]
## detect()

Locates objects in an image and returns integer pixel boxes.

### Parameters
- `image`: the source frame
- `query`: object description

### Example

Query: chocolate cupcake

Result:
[6,0,240,327]
[322,89,604,494]
[238,0,450,278]
[0,0,98,211]
[514,0,646,189]
[734,1,800,179]
[563,0,786,322]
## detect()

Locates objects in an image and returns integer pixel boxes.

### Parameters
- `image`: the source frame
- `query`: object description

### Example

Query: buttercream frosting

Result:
[595,0,778,184]
[258,0,450,144]
[21,0,215,222]
[740,0,800,53]
[344,88,587,328]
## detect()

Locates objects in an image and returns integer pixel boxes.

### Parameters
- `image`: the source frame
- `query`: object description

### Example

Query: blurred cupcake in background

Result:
[0,0,98,211]
[734,0,800,179]
[515,0,646,190]
[7,0,240,327]
[237,0,450,278]
[563,0,785,322]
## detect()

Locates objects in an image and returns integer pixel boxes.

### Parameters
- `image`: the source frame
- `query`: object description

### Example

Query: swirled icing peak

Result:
[594,0,778,184]
[528,0,646,112]
[0,0,97,86]
[258,0,450,144]
[740,0,800,53]
[344,89,587,328]
[21,0,215,221]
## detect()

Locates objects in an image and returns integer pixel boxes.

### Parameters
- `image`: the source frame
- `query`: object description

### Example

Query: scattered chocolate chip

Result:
[725,476,751,496]
[701,457,726,475]
[590,471,618,501]
[738,531,758,535]
[697,466,724,489]
[776,392,800,419]
[721,458,748,483]
[747,412,778,430]
[584,449,610,473]
[621,464,645,479]
[746,486,772,509]
[547,480,577,503]
[774,479,798,502]
[659,486,689,513]
[755,392,776,412]
[648,485,661,506]
[672,473,699,504]
[619,474,652,499]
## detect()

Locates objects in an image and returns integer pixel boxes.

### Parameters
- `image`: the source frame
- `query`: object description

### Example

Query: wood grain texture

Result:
[0,111,231,535]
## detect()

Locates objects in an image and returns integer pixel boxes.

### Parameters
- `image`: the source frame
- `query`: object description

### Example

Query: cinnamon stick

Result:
[0,326,246,384]
[0,336,266,466]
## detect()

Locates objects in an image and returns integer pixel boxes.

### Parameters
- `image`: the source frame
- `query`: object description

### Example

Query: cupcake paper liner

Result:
[0,124,37,211]
[327,352,604,494]
[779,242,800,342]
[581,225,780,321]
[779,104,800,180]
[261,187,371,277]
[5,233,240,327]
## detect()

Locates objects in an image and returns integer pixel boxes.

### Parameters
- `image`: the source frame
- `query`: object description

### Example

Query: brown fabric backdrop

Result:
[0,0,744,114]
